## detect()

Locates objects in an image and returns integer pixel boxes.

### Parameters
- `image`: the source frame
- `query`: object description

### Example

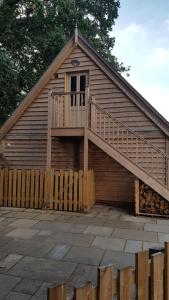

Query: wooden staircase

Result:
[88,100,169,201]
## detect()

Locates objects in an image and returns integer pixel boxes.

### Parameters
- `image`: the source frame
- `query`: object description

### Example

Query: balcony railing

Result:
[50,91,87,128]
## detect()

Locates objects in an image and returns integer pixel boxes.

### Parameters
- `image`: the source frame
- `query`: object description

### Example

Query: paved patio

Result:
[0,205,169,299]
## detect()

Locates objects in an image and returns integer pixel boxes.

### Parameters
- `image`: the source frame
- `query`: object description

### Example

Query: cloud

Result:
[112,22,169,121]
[125,75,169,121]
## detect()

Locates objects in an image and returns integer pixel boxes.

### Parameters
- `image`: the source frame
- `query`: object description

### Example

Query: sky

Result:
[112,0,169,121]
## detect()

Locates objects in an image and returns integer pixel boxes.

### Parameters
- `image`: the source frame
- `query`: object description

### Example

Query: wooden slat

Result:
[119,266,133,300]
[4,168,8,206]
[75,283,97,300]
[78,170,83,212]
[63,171,68,211]
[17,170,21,207]
[49,169,54,209]
[59,170,64,210]
[21,170,26,208]
[39,169,44,209]
[54,171,59,210]
[8,169,12,207]
[12,169,17,207]
[0,169,4,206]
[47,284,66,300]
[30,169,35,208]
[73,171,78,212]
[68,169,73,211]
[165,242,169,300]
[34,170,39,209]
[151,253,164,300]
[135,178,140,214]
[136,251,149,300]
[98,266,114,300]
[44,170,48,208]
[26,170,30,208]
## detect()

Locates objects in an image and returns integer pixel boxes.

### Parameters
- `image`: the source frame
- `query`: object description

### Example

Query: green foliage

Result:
[0,0,129,125]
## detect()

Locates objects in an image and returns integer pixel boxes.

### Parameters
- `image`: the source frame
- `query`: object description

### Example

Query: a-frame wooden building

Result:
[1,30,169,214]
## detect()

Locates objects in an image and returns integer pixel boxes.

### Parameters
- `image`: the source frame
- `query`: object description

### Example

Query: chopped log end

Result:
[139,181,169,216]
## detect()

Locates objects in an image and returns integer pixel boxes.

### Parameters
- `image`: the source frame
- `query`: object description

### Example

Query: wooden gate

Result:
[0,168,95,212]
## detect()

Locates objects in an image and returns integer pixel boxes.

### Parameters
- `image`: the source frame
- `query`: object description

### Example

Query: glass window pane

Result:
[80,75,86,91]
[71,76,77,92]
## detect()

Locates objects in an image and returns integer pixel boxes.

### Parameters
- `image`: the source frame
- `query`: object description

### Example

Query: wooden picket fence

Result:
[48,242,169,300]
[0,168,95,212]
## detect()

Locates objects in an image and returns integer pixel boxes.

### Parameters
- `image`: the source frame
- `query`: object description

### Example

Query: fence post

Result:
[151,253,164,300]
[47,284,67,300]
[118,266,133,300]
[75,282,96,300]
[98,266,114,300]
[136,251,149,300]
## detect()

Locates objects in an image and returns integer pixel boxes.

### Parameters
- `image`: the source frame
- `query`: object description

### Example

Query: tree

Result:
[0,0,129,125]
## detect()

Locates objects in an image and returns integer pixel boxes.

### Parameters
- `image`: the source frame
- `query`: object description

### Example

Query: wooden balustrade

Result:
[90,100,169,187]
[50,91,87,128]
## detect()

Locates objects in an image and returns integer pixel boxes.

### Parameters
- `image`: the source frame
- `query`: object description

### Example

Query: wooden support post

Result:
[83,128,89,212]
[166,140,169,187]
[91,96,96,131]
[47,91,52,170]
[135,178,140,215]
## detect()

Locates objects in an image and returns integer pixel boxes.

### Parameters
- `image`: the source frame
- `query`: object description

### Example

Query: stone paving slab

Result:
[100,250,135,270]
[35,214,58,221]
[47,245,70,260]
[32,221,74,232]
[158,233,169,243]
[70,224,87,233]
[144,223,169,233]
[124,240,142,253]
[8,256,77,283]
[84,225,113,237]
[6,228,39,239]
[9,219,39,228]
[112,228,158,242]
[120,214,157,224]
[5,212,40,219]
[46,232,95,247]
[0,254,23,273]
[0,274,21,299]
[64,246,104,266]
[4,291,31,300]
[92,236,126,251]
[104,220,144,230]
[143,241,163,250]
[68,264,98,287]
[31,282,53,300]
[0,237,55,258]
[14,278,42,295]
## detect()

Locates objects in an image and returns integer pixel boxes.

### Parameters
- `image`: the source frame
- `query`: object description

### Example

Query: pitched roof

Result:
[1,31,169,139]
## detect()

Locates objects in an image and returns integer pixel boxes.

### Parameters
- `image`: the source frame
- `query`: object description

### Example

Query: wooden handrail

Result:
[89,100,169,186]
[51,91,85,96]
[90,100,169,159]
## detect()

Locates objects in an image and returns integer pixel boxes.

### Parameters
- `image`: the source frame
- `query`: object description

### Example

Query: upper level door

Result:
[67,73,88,127]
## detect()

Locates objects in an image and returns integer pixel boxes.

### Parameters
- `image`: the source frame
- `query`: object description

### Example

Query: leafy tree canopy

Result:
[0,0,129,125]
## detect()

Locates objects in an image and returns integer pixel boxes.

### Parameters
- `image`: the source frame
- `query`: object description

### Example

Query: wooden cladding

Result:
[48,242,169,300]
[0,168,95,212]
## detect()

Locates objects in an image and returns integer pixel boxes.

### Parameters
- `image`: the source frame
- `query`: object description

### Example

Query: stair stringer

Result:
[87,128,169,202]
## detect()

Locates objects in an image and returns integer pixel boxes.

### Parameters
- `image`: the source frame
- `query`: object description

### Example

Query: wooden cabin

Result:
[1,30,169,215]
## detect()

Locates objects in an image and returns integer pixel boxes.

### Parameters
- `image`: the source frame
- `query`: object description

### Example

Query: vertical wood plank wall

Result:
[1,45,167,184]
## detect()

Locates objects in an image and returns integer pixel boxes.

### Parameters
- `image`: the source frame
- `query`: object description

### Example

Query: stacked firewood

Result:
[139,182,169,215]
